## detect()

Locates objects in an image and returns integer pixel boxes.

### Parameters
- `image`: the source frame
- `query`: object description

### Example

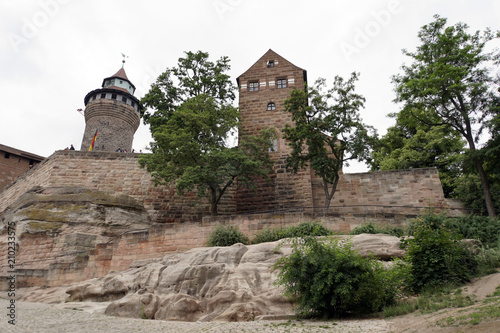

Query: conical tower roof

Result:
[109,67,129,81]
[101,67,136,94]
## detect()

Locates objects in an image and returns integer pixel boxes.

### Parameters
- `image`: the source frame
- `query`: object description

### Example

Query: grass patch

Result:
[382,286,475,318]
[437,298,500,327]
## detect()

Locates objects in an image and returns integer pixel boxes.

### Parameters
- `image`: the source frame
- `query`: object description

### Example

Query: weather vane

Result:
[121,53,129,68]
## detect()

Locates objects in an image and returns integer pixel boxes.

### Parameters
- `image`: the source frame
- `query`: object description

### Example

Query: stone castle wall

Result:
[0,151,460,289]
[312,168,448,214]
[0,150,236,222]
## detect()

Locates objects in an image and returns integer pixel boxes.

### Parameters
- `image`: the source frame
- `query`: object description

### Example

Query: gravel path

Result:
[0,299,392,333]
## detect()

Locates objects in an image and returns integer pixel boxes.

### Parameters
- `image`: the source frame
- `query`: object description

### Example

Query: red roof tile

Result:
[111,67,129,81]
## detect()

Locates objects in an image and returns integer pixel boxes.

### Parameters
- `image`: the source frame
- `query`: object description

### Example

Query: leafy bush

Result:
[350,222,404,237]
[288,221,334,237]
[274,236,404,318]
[252,226,287,244]
[402,215,478,292]
[408,214,500,249]
[207,224,249,247]
[476,247,500,275]
[445,215,500,248]
[350,222,380,234]
[252,221,333,244]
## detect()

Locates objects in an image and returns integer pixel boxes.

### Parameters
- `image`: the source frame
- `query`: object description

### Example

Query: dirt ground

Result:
[1,272,499,333]
[387,272,500,332]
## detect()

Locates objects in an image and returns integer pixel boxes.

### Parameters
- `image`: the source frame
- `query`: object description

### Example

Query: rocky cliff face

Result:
[0,186,152,288]
[0,186,150,237]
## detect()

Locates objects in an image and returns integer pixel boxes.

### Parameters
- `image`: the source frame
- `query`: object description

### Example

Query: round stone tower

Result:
[80,66,142,152]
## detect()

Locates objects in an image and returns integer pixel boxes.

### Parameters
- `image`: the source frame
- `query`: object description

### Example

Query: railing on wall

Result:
[236,204,470,217]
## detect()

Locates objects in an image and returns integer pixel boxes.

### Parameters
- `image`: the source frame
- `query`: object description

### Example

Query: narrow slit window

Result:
[269,138,278,152]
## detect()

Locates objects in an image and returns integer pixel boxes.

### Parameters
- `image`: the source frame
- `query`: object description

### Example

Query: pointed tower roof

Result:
[110,67,129,81]
[101,67,136,95]
[236,49,307,86]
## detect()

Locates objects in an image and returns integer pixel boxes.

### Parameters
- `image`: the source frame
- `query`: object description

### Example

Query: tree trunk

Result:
[210,188,218,216]
[322,175,339,216]
[475,160,496,217]
[466,135,496,218]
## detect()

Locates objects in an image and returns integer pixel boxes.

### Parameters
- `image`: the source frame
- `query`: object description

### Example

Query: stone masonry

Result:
[236,49,314,212]
[0,144,45,191]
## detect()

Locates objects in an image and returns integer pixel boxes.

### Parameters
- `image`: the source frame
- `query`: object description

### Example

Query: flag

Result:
[89,129,98,151]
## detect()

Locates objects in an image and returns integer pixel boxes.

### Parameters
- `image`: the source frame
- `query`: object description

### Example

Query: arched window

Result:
[267,102,276,111]
[269,138,278,152]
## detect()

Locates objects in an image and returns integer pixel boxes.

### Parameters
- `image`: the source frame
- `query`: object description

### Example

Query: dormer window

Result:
[267,102,276,111]
[277,78,287,89]
[267,60,274,68]
[248,81,259,92]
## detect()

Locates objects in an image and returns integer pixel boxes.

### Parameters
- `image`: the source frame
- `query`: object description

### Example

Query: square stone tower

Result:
[236,49,315,212]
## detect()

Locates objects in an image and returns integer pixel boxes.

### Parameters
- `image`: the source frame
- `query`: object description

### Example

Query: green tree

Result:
[392,15,500,217]
[139,51,274,216]
[282,73,377,214]
[370,108,465,197]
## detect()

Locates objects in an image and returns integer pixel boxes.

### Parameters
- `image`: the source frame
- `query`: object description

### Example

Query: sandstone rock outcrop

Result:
[0,186,152,288]
[66,241,295,321]
[60,234,404,322]
[0,186,150,238]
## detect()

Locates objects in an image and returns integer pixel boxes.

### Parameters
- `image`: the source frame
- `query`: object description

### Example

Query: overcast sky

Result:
[1,0,499,172]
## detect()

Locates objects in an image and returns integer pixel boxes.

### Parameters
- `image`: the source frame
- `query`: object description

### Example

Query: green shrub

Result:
[252,226,287,244]
[350,222,380,235]
[408,214,500,249]
[274,236,404,318]
[476,247,500,275]
[288,221,333,238]
[445,215,500,248]
[252,221,333,244]
[350,222,405,237]
[207,224,249,247]
[402,215,478,292]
